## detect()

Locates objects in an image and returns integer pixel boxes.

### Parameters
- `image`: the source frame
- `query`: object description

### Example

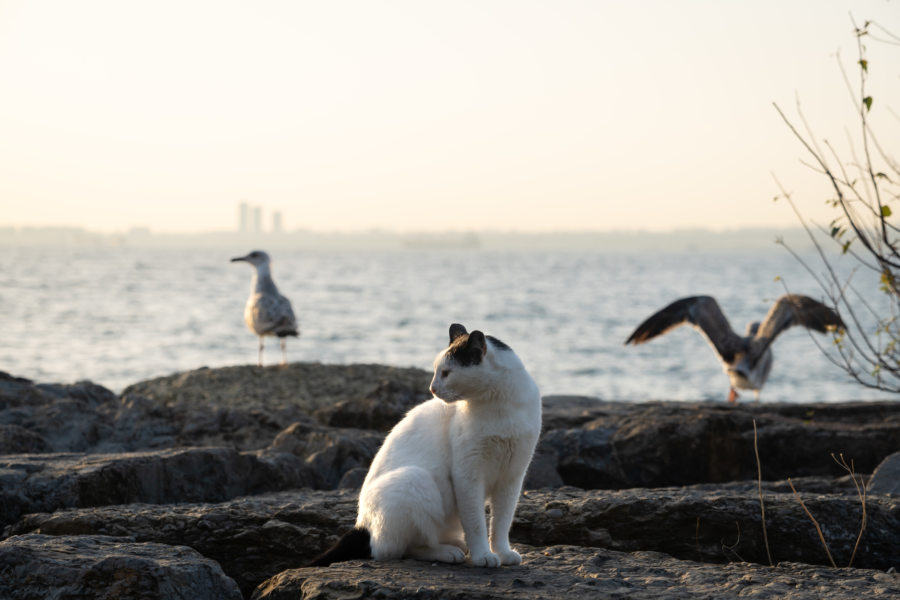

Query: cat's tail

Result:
[307,527,372,567]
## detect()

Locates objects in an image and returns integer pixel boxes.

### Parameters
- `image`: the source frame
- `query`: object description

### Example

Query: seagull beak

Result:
[231,256,248,263]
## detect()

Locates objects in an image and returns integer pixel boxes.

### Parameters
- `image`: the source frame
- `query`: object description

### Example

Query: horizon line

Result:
[0,224,814,237]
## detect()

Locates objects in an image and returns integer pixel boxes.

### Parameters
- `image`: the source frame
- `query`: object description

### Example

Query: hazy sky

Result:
[1,0,897,234]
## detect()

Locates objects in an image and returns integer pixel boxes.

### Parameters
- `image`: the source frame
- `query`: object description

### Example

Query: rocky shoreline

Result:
[1,364,898,599]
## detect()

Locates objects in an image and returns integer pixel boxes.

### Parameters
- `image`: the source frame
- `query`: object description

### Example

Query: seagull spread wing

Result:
[749,294,843,360]
[625,295,746,364]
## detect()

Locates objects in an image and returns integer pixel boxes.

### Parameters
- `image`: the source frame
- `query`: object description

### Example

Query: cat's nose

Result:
[429,384,436,395]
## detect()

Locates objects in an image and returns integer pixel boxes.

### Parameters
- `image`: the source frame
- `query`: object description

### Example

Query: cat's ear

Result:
[449,323,468,343]
[468,330,487,357]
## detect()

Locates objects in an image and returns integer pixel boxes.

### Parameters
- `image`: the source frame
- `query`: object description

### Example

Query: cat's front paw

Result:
[437,545,466,564]
[496,548,522,565]
[468,550,502,568]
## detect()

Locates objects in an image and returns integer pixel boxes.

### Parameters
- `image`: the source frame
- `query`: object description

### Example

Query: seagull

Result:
[625,294,844,402]
[231,250,299,366]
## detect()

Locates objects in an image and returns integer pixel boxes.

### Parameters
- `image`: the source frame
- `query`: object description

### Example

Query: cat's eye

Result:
[441,369,450,378]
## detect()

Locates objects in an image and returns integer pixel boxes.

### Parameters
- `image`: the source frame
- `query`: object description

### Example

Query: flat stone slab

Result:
[252,545,900,600]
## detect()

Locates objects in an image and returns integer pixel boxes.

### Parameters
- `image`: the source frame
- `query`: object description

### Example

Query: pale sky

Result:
[0,0,897,234]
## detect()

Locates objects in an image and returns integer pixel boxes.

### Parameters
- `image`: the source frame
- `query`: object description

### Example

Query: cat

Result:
[310,323,542,567]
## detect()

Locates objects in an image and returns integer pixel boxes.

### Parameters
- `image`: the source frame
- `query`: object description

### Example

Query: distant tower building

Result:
[272,211,283,234]
[252,205,262,233]
[239,202,249,233]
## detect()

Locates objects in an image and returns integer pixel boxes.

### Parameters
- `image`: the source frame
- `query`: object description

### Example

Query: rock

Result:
[315,378,431,431]
[121,363,431,449]
[0,364,429,455]
[0,447,285,527]
[539,400,900,489]
[2,367,899,598]
[513,486,898,571]
[0,534,242,600]
[6,485,897,595]
[5,490,358,598]
[0,424,51,453]
[868,451,900,496]
[0,374,117,452]
[4,367,900,491]
[0,419,386,530]
[263,421,384,489]
[251,545,900,600]
[0,372,116,410]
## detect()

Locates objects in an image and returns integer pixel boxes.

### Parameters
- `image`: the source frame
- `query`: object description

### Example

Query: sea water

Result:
[0,245,894,402]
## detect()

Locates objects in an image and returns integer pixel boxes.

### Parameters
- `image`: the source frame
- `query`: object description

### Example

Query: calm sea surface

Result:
[0,245,894,402]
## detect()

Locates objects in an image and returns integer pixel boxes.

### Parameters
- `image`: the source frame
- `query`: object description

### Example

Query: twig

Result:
[695,517,701,558]
[721,521,746,563]
[753,420,774,566]
[788,478,837,568]
[831,453,869,568]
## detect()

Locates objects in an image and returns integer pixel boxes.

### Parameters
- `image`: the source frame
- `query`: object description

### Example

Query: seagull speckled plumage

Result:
[231,250,299,366]
[625,294,844,402]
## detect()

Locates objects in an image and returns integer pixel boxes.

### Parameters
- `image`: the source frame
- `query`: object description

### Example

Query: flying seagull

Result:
[231,250,299,366]
[625,294,844,402]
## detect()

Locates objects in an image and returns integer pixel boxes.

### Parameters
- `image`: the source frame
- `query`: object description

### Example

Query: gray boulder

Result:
[262,420,384,489]
[868,451,900,496]
[0,373,116,452]
[0,534,241,600]
[0,424,51,453]
[0,447,282,527]
[0,418,385,529]
[539,399,900,489]
[0,364,429,455]
[4,490,358,598]
[120,363,431,450]
[513,486,897,571]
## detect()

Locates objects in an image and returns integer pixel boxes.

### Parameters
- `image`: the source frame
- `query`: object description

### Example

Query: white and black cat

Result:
[310,323,542,567]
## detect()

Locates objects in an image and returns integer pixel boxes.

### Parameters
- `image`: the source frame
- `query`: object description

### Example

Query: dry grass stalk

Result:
[753,420,774,566]
[788,477,838,568]
[831,453,868,568]
[721,521,746,562]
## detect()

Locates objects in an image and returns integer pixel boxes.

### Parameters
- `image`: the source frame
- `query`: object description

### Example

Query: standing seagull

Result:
[625,294,844,402]
[231,250,299,366]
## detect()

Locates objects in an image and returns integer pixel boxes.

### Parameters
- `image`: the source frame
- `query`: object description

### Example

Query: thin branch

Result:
[831,453,868,568]
[788,478,837,568]
[753,420,774,567]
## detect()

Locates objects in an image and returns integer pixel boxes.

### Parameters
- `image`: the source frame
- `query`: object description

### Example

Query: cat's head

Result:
[429,323,501,403]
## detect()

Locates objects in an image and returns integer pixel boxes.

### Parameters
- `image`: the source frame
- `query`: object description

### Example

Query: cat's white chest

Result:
[479,435,517,463]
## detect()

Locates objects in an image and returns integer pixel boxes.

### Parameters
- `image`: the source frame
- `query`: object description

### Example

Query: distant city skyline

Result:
[1,1,897,235]
[0,222,833,254]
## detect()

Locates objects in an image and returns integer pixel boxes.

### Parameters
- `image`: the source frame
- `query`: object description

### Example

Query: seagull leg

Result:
[728,387,739,403]
[258,337,264,367]
[280,338,287,366]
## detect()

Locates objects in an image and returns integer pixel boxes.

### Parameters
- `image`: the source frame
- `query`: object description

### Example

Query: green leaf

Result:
[882,205,892,218]
[863,96,873,112]
[830,226,841,238]
[842,240,851,254]
[859,59,868,72]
